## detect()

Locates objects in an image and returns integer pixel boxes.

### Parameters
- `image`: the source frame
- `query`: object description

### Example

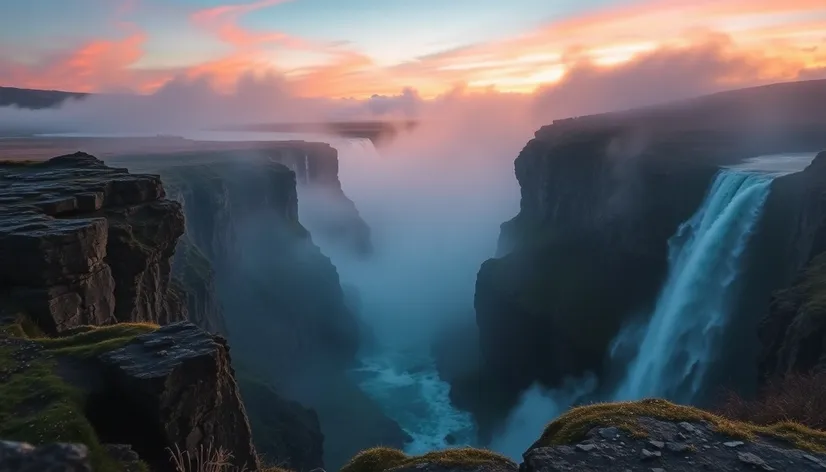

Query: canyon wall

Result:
[467,81,826,437]
[106,144,407,469]
[0,153,326,471]
[756,151,826,380]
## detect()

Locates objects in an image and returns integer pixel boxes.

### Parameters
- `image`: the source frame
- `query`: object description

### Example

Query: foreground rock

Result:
[523,399,826,472]
[0,440,90,472]
[1,315,281,472]
[96,322,258,471]
[0,153,186,333]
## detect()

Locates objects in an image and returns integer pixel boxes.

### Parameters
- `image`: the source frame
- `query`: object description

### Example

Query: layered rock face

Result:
[107,141,371,256]
[0,153,185,333]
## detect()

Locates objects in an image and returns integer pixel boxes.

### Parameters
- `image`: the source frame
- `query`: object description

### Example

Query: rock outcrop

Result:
[95,322,259,471]
[1,315,272,472]
[0,153,185,334]
[522,399,826,472]
[0,440,91,472]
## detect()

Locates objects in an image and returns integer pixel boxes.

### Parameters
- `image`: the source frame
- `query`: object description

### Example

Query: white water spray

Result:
[612,170,773,402]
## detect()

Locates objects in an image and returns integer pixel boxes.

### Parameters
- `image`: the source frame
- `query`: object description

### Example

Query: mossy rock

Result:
[36,323,159,358]
[536,398,826,453]
[341,447,516,472]
[0,318,156,471]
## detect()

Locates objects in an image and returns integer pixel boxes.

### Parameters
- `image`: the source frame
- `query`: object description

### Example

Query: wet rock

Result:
[723,441,744,448]
[0,440,90,472]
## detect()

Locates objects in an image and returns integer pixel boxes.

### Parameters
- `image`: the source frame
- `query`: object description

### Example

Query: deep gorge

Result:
[3,79,826,472]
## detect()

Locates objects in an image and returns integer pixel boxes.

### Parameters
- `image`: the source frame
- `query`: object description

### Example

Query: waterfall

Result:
[612,170,773,403]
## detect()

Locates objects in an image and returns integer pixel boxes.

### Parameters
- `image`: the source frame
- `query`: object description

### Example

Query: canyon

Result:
[2,79,826,472]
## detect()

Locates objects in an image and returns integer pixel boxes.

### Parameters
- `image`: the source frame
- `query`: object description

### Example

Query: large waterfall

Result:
[612,170,773,403]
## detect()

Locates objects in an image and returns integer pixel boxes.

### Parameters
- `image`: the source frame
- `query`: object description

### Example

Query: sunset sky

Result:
[1,0,825,98]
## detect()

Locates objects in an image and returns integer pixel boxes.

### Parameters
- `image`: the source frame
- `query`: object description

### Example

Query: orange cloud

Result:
[1,0,824,99]
[399,0,826,94]
[0,32,161,93]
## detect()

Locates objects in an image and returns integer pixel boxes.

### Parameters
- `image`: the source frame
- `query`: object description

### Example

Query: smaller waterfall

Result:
[612,170,773,403]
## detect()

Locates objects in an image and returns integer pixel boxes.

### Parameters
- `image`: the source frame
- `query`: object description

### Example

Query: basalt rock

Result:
[0,153,185,333]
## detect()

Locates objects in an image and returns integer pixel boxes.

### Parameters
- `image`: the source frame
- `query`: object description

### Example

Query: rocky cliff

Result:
[106,141,371,256]
[756,152,826,379]
[467,81,826,437]
[0,153,186,333]
[105,148,407,468]
[0,152,329,471]
[0,317,260,472]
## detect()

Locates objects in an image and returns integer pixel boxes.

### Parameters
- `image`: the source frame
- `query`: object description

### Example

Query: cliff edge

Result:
[0,153,186,333]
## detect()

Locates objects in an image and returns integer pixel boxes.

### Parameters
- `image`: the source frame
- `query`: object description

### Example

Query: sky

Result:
[0,0,825,99]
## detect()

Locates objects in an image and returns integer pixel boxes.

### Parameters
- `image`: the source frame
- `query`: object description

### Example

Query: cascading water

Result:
[612,169,773,403]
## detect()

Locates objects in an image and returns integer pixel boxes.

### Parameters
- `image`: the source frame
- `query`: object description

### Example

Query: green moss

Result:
[36,323,159,358]
[341,447,515,472]
[0,313,45,338]
[0,345,124,471]
[537,398,826,453]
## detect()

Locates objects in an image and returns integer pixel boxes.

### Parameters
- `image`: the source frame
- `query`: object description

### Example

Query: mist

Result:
[294,100,530,451]
[2,33,823,462]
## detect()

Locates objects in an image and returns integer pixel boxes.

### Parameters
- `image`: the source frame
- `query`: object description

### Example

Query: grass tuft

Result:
[536,398,826,453]
[717,372,826,431]
[341,447,515,472]
[167,444,289,472]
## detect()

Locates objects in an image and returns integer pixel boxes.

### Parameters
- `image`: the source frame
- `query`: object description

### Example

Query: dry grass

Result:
[167,444,292,472]
[537,398,826,453]
[717,372,826,431]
